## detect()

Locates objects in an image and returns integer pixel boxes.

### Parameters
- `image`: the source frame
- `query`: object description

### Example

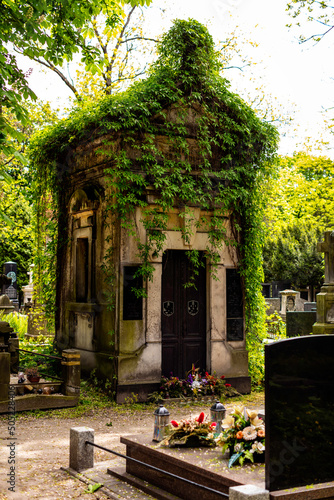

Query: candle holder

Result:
[210,400,226,435]
[153,404,170,442]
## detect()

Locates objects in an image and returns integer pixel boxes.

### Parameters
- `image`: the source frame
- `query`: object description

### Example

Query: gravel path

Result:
[0,394,264,499]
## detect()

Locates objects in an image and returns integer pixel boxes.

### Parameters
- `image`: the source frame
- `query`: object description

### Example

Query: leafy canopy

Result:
[0,0,152,165]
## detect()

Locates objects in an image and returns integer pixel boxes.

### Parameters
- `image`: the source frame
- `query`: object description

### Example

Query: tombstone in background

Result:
[279,289,305,320]
[313,231,334,334]
[1,261,19,310]
[285,310,316,337]
[0,294,15,315]
[22,264,34,307]
[304,301,316,311]
[265,335,334,492]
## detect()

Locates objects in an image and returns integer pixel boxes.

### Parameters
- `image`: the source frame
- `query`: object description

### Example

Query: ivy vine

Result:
[29,19,278,385]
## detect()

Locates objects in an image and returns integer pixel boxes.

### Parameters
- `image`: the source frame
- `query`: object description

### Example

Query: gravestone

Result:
[0,294,15,315]
[265,335,334,492]
[285,311,316,337]
[313,231,334,334]
[1,261,19,309]
[304,302,316,311]
[21,264,34,307]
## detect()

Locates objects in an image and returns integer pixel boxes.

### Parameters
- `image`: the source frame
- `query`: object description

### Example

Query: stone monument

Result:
[22,264,34,307]
[313,230,334,334]
[1,262,19,310]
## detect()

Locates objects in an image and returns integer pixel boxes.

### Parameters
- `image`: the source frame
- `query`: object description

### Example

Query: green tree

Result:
[0,0,152,165]
[262,152,333,289]
[263,220,324,290]
[0,171,34,291]
[265,152,334,233]
[0,100,61,285]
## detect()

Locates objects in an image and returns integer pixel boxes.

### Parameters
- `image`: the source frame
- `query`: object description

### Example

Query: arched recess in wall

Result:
[68,185,103,304]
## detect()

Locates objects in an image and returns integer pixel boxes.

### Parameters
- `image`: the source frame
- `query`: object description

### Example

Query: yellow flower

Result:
[250,416,264,428]
[222,416,235,430]
[246,409,258,420]
[233,406,244,416]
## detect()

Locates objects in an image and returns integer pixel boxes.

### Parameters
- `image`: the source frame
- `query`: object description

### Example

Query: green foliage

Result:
[0,0,152,166]
[266,153,334,232]
[0,176,34,290]
[18,335,60,377]
[29,19,279,384]
[266,312,287,339]
[0,311,27,338]
[263,220,324,288]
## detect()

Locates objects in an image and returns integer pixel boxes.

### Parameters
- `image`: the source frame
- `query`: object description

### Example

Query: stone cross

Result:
[317,231,334,284]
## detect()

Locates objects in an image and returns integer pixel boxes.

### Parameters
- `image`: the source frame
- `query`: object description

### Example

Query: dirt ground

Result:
[0,393,264,500]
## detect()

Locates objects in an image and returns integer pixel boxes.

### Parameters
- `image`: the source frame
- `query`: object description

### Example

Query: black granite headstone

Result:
[1,261,18,300]
[226,268,243,341]
[286,311,316,337]
[265,335,334,492]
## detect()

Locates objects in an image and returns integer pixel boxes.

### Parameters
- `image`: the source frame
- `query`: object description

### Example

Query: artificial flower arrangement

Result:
[160,412,217,448]
[155,365,236,400]
[216,406,265,467]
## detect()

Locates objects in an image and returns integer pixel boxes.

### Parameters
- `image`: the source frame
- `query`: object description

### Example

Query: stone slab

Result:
[0,394,79,413]
[230,485,269,500]
[110,434,265,500]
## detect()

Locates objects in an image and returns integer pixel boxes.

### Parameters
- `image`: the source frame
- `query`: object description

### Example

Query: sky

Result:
[25,0,334,157]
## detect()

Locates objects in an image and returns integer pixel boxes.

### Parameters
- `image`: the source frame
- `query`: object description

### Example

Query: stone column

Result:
[313,231,334,334]
[0,352,10,402]
[69,427,94,471]
[61,349,80,396]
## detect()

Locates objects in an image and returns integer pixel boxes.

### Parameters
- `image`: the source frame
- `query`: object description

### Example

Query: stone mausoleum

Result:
[31,20,277,402]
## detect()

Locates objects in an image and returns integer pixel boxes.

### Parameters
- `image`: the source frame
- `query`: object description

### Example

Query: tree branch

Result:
[13,47,80,98]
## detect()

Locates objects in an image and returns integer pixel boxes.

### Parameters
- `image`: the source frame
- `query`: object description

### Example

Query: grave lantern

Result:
[210,400,226,434]
[153,404,170,442]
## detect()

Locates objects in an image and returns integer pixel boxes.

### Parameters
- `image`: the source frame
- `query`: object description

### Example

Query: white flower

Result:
[246,409,258,420]
[251,441,265,453]
[242,426,257,441]
[250,416,264,428]
[234,443,243,452]
[222,416,235,430]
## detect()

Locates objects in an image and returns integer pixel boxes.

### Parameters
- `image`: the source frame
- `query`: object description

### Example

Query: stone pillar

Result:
[61,349,81,396]
[0,352,10,402]
[313,231,334,334]
[8,336,19,373]
[69,427,94,471]
[229,485,269,500]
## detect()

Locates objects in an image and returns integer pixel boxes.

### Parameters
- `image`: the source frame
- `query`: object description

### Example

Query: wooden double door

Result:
[161,250,206,378]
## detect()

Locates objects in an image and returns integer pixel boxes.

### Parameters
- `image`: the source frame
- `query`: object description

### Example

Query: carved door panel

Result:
[161,250,206,378]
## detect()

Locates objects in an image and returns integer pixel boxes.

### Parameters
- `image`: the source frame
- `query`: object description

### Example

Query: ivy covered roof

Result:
[29,19,278,172]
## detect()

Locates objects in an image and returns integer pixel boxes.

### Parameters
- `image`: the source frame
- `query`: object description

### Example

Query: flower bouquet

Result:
[160,412,217,448]
[216,406,265,467]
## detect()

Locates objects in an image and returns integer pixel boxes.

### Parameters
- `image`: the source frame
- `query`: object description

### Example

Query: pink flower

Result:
[171,420,179,428]
[210,422,217,430]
